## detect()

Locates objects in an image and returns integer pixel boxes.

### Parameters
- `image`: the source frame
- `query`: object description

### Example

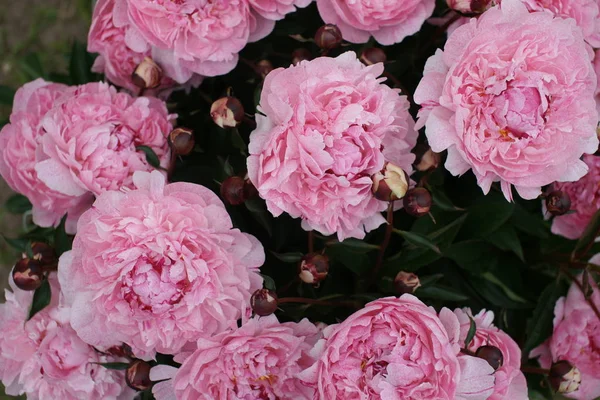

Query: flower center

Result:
[492,86,546,140]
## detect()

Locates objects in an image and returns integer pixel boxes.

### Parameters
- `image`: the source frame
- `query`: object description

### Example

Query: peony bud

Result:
[168,127,195,156]
[314,24,343,50]
[403,187,432,217]
[414,146,441,172]
[371,163,409,201]
[298,253,329,285]
[251,289,278,316]
[546,190,571,216]
[131,57,162,89]
[257,60,274,78]
[220,176,247,205]
[292,48,312,65]
[475,345,504,370]
[125,360,152,391]
[210,97,244,128]
[29,242,57,268]
[360,48,387,66]
[446,0,492,15]
[12,258,44,291]
[549,360,581,394]
[393,271,421,295]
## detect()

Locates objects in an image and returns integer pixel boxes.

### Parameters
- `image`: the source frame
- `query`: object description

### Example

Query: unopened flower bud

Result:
[168,127,195,156]
[257,60,273,78]
[210,97,244,128]
[546,190,571,216]
[446,0,492,15]
[292,48,312,65]
[393,271,421,295]
[403,187,432,217]
[298,253,329,285]
[549,360,581,394]
[131,57,162,89]
[220,176,247,205]
[414,146,441,172]
[475,345,504,371]
[106,343,133,359]
[372,163,409,201]
[29,242,57,268]
[125,360,152,391]
[251,289,278,316]
[12,258,44,291]
[314,24,343,50]
[360,48,387,66]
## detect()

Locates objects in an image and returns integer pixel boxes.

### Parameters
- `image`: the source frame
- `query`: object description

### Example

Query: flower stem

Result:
[521,366,550,375]
[370,202,394,288]
[308,231,314,254]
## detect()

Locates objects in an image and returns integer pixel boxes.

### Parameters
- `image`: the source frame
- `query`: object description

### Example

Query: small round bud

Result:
[546,190,571,216]
[131,57,162,89]
[446,0,492,15]
[403,187,432,217]
[393,271,421,295]
[220,176,247,205]
[125,360,152,391]
[314,24,343,50]
[257,60,273,78]
[414,145,441,172]
[475,345,504,371]
[168,127,195,156]
[298,253,329,285]
[251,289,278,316]
[105,343,133,358]
[360,48,387,66]
[292,48,312,65]
[210,97,244,129]
[371,163,409,201]
[29,242,57,268]
[12,258,44,291]
[549,360,581,394]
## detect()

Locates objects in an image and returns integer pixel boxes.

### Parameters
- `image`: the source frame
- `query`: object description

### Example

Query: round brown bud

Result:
[298,253,329,285]
[550,360,581,394]
[546,190,571,216]
[29,242,57,268]
[105,343,133,359]
[446,0,492,15]
[371,163,409,202]
[168,127,195,156]
[220,176,247,206]
[131,57,162,89]
[210,97,245,129]
[257,60,274,78]
[314,24,343,50]
[475,345,504,371]
[360,48,387,66]
[251,289,278,316]
[292,48,312,65]
[12,258,44,291]
[393,271,421,295]
[403,187,432,217]
[125,360,152,391]
[414,145,441,172]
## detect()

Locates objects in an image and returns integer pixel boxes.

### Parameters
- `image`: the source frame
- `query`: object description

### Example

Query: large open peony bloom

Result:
[316,0,435,45]
[299,295,495,399]
[0,274,130,400]
[414,0,599,201]
[151,315,320,400]
[247,52,417,241]
[58,171,265,358]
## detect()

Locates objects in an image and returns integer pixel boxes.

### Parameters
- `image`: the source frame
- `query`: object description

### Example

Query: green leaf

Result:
[5,194,32,214]
[329,238,380,252]
[419,273,444,287]
[28,278,51,320]
[2,235,28,252]
[326,246,371,275]
[572,208,600,260]
[94,362,130,371]
[482,272,528,303]
[69,41,93,84]
[444,240,495,272]
[244,198,273,236]
[485,224,524,261]
[271,251,303,263]
[431,190,465,212]
[510,204,548,239]
[54,215,72,256]
[136,145,163,169]
[523,280,566,354]
[0,85,15,105]
[464,316,477,348]
[394,229,441,254]
[416,285,469,302]
[260,274,277,291]
[229,128,247,155]
[460,194,515,238]
[19,53,45,80]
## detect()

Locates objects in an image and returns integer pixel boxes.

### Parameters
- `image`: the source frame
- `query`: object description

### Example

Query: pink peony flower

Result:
[299,295,495,399]
[247,52,418,241]
[530,265,600,399]
[0,274,130,400]
[594,50,600,116]
[414,0,599,201]
[316,0,435,44]
[548,155,600,239]
[151,315,320,400]
[454,308,528,400]
[248,0,312,21]
[58,170,265,358]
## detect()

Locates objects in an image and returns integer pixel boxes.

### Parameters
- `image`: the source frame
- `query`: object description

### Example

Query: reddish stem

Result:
[308,231,314,254]
[370,203,394,288]
[561,266,600,321]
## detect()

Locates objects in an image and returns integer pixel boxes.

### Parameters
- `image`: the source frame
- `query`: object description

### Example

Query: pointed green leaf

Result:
[485,225,524,261]
[464,316,477,348]
[394,229,441,254]
[54,215,72,256]
[523,280,566,353]
[136,145,163,169]
[330,238,380,252]
[259,274,276,291]
[271,251,303,263]
[28,278,51,320]
[416,285,469,302]
[0,85,15,105]
[94,362,130,371]
[5,194,32,214]
[572,208,600,260]
[2,235,28,252]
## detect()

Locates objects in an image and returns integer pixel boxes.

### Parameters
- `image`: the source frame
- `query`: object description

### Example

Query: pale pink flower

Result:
[248,0,312,21]
[152,315,319,400]
[454,308,528,400]
[414,0,598,201]
[316,0,435,44]
[299,295,495,399]
[247,52,418,241]
[0,274,130,400]
[58,171,265,358]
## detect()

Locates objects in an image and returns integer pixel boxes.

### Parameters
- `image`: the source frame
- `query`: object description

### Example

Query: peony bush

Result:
[1,0,600,399]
